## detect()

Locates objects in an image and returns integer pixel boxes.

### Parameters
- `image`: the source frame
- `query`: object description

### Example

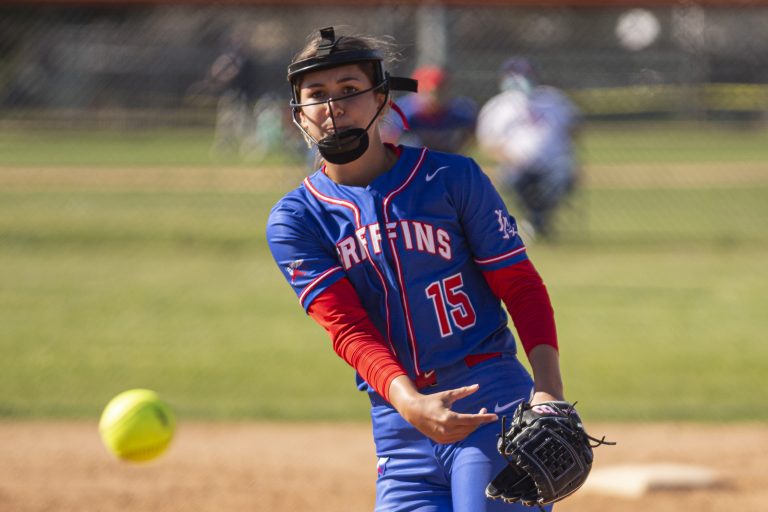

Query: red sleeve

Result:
[482,259,558,355]
[307,278,408,402]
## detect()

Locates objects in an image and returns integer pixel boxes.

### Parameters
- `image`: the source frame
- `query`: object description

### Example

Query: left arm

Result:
[452,157,564,403]
[527,344,564,403]
[482,259,565,404]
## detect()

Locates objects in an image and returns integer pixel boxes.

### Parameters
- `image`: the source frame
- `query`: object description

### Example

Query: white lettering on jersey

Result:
[436,229,451,259]
[336,220,453,270]
[494,209,517,240]
[386,222,398,240]
[355,226,369,260]
[400,220,413,249]
[338,236,361,270]
[413,221,435,253]
[369,223,383,254]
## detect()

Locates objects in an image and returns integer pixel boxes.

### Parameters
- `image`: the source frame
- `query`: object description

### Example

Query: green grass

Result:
[0,128,298,167]
[579,122,768,165]
[2,121,768,167]
[0,191,365,420]
[558,187,768,246]
[1,183,767,422]
[533,245,768,422]
[0,129,215,167]
[1,121,767,421]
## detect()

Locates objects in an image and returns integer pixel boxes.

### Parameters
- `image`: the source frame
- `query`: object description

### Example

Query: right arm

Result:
[268,200,495,444]
[308,278,497,444]
[268,202,409,399]
[306,278,407,402]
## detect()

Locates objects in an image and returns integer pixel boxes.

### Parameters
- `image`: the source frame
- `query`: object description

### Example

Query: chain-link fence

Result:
[1,3,767,243]
[3,5,768,118]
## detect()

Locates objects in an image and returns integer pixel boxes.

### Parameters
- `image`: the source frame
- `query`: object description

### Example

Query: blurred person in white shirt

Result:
[476,58,581,240]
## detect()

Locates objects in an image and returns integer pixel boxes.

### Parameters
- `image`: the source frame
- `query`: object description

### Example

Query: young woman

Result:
[267,27,564,511]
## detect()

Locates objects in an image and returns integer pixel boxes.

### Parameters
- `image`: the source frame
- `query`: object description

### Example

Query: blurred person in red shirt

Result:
[382,65,477,154]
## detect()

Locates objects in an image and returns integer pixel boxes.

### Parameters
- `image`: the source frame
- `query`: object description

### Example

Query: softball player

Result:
[267,27,564,512]
[381,66,478,154]
[476,58,581,240]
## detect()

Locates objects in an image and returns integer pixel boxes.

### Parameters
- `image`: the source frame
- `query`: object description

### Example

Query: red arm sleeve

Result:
[307,277,408,402]
[482,259,558,355]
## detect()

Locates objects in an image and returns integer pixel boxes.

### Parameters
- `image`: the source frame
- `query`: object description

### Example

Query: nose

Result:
[325,97,344,119]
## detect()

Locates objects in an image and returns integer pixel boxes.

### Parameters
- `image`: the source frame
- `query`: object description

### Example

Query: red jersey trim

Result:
[303,176,396,354]
[303,176,361,226]
[298,266,344,308]
[382,147,429,375]
[482,260,558,355]
[474,246,527,266]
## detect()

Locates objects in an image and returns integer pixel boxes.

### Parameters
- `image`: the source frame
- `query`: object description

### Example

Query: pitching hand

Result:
[389,379,498,444]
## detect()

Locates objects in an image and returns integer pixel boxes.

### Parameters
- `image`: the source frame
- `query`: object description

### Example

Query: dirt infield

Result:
[0,421,766,512]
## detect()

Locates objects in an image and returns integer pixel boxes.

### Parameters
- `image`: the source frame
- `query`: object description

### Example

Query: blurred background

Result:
[1,0,767,422]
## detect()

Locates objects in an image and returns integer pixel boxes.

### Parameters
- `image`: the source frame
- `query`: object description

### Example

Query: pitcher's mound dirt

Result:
[0,422,765,512]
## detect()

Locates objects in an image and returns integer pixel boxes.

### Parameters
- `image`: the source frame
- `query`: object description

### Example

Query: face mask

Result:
[291,81,389,165]
[287,27,418,165]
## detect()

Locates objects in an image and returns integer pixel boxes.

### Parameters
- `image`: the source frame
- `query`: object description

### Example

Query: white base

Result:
[582,463,721,498]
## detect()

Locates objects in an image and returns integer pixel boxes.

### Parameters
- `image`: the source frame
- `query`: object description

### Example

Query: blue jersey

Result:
[386,96,477,153]
[267,146,528,387]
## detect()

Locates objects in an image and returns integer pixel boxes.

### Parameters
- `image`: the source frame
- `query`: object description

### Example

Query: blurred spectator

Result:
[196,30,262,156]
[382,65,477,153]
[2,42,54,109]
[476,57,582,240]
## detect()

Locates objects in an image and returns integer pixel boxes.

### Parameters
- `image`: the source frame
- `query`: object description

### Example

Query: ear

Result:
[297,109,309,130]
[376,92,388,109]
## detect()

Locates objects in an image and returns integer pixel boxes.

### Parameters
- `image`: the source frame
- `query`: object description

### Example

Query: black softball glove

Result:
[485,401,613,509]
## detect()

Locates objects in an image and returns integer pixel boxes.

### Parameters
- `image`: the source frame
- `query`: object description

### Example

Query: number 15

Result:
[425,273,477,337]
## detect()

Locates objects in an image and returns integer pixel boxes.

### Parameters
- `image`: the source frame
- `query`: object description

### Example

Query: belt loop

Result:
[464,352,502,368]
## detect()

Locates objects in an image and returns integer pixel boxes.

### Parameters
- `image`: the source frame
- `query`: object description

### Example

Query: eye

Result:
[305,89,325,101]
[342,86,359,95]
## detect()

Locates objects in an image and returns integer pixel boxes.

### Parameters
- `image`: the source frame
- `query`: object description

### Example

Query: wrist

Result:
[531,390,564,404]
[528,345,564,402]
[387,375,421,420]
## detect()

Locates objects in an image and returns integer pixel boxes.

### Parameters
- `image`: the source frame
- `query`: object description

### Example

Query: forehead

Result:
[298,63,371,88]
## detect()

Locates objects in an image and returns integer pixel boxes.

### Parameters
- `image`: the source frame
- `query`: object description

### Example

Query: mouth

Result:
[324,125,353,134]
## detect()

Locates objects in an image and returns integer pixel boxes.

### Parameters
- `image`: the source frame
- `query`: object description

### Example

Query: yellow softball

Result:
[98,389,175,462]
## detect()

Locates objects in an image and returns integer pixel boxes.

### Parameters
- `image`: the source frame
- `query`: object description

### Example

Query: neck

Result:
[324,133,397,187]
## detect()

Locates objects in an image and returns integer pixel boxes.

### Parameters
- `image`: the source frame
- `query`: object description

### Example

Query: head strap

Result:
[389,76,418,93]
[287,27,419,96]
[316,27,340,57]
[287,26,383,83]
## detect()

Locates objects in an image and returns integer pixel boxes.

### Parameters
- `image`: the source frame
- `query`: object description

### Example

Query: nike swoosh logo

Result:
[425,166,450,182]
[493,398,523,413]
[423,370,435,378]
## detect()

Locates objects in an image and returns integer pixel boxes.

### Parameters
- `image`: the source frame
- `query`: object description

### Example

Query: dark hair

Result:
[291,29,398,89]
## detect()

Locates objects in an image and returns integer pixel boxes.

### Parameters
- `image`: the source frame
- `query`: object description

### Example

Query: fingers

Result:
[440,384,499,424]
[442,383,481,406]
[413,383,505,444]
[430,412,498,444]
[430,407,498,444]
[475,407,499,422]
[453,410,498,426]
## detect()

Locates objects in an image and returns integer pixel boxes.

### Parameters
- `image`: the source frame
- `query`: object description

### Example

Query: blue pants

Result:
[370,353,552,512]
